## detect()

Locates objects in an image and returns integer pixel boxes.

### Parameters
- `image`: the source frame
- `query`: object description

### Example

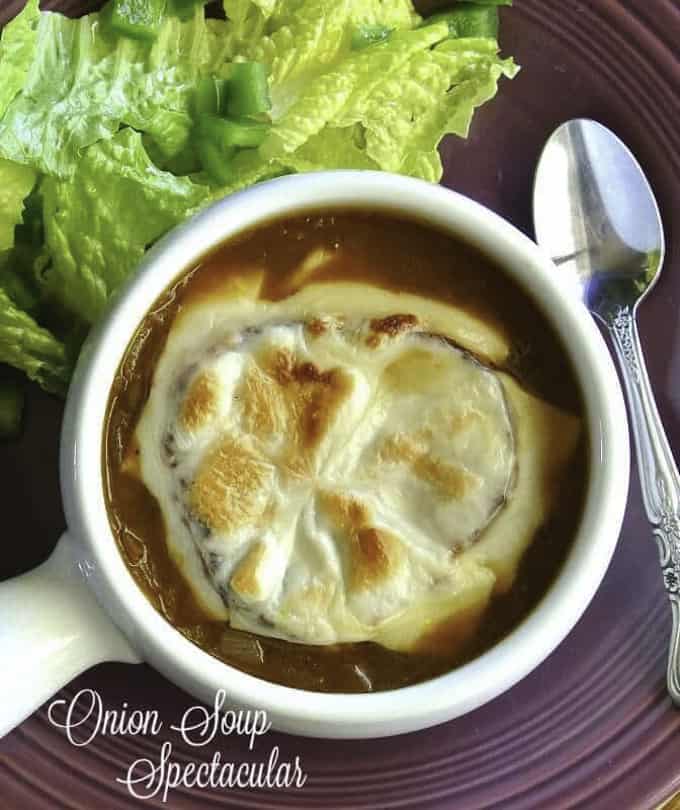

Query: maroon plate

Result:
[1,1,680,808]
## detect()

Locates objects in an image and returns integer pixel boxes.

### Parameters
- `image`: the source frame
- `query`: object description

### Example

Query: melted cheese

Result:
[135,277,580,650]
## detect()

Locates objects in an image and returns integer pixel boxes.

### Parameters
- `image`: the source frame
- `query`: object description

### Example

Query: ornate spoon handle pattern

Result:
[609,306,680,704]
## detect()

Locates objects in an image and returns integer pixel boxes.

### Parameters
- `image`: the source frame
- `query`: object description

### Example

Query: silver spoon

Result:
[533,118,680,704]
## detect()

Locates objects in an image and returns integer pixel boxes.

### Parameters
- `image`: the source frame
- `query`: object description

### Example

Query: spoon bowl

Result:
[534,118,680,705]
[534,119,665,320]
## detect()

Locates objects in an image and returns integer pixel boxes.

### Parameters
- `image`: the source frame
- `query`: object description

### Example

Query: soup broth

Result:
[104,211,588,693]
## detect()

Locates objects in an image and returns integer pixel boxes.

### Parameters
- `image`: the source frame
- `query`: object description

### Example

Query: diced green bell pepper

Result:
[425,5,499,39]
[194,115,270,184]
[195,136,235,185]
[226,63,272,118]
[196,115,270,150]
[193,77,231,116]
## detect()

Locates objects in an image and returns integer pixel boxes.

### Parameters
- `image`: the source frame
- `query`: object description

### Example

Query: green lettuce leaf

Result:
[43,129,210,323]
[0,9,233,177]
[0,0,518,395]
[221,1,515,183]
[1,181,49,300]
[0,158,36,252]
[199,147,289,205]
[257,23,516,180]
[282,125,380,172]
[0,0,40,119]
[358,38,518,180]
[0,287,71,395]
[223,0,420,80]
[195,129,377,209]
[261,22,451,159]
[0,181,48,322]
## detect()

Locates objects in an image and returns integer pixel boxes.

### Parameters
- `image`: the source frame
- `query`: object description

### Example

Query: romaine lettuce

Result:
[42,129,209,323]
[0,9,233,177]
[0,0,40,119]
[0,0,517,395]
[0,159,36,252]
[0,287,71,395]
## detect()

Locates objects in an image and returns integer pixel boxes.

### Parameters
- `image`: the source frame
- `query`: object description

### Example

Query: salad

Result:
[0,0,517,434]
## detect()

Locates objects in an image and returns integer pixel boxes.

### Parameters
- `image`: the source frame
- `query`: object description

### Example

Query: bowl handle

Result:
[0,533,140,738]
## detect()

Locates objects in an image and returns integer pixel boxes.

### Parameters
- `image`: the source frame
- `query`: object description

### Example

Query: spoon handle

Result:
[608,305,680,705]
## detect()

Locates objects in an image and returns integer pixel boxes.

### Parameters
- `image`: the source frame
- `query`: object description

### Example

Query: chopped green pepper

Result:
[425,5,499,39]
[194,115,270,184]
[107,0,167,42]
[0,378,24,440]
[226,63,272,118]
[193,77,231,116]
[351,25,393,50]
[196,115,270,150]
[195,136,235,185]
